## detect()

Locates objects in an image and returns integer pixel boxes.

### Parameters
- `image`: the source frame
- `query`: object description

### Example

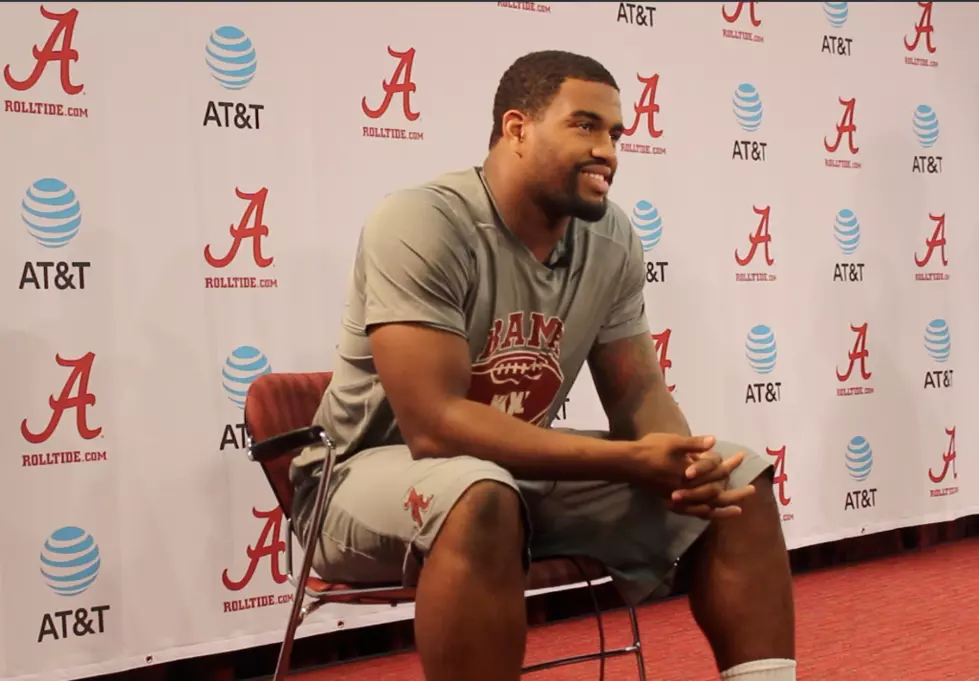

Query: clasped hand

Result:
[633,433,756,520]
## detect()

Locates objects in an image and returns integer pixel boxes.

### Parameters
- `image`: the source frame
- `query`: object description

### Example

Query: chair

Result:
[243,371,647,681]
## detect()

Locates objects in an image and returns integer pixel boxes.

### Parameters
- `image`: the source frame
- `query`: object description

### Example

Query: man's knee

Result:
[737,467,781,528]
[672,464,782,591]
[715,441,777,505]
[434,480,526,567]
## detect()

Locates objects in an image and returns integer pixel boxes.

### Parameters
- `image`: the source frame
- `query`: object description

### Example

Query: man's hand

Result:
[625,433,755,520]
[628,433,718,492]
[668,450,756,520]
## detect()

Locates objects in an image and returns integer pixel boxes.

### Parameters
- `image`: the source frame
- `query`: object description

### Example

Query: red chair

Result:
[244,371,647,681]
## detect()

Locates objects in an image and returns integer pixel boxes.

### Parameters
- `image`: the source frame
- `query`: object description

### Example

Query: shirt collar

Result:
[473,166,575,268]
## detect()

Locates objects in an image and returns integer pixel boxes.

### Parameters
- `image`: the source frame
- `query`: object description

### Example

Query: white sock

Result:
[720,658,797,680]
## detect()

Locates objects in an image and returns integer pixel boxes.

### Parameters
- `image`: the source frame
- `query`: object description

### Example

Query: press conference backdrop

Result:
[2,2,978,679]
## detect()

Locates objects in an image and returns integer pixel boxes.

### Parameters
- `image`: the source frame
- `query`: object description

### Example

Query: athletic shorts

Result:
[292,430,772,606]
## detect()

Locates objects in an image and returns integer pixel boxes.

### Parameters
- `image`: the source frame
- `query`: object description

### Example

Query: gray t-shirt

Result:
[290,166,649,486]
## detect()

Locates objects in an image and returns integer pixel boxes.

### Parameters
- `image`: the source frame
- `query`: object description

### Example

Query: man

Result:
[290,50,796,681]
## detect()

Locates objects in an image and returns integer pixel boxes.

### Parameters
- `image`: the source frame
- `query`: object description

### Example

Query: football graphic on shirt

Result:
[468,349,564,427]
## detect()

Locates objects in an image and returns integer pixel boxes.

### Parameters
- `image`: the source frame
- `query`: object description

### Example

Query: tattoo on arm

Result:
[587,333,691,440]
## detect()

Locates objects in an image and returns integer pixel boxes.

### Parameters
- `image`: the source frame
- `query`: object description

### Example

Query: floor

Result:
[282,537,979,680]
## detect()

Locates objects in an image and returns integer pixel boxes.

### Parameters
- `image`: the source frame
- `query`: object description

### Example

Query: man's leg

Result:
[679,470,796,679]
[415,481,527,681]
[300,446,530,681]
[522,433,794,679]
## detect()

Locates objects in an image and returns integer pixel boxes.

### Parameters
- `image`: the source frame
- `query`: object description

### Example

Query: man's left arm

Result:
[587,209,690,440]
[585,213,755,516]
[588,331,691,440]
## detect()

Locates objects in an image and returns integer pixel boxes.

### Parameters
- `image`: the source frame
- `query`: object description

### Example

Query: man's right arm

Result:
[360,189,639,482]
[371,322,642,481]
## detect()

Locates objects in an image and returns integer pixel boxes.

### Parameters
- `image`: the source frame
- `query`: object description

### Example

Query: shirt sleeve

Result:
[596,208,651,345]
[360,188,472,339]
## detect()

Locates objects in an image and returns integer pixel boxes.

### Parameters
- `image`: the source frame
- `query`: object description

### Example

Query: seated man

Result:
[290,50,796,681]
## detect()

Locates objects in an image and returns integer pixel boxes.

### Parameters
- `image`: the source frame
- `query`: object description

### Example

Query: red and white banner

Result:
[1,2,977,679]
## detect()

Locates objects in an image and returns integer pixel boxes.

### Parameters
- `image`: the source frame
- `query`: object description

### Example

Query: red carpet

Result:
[289,538,979,680]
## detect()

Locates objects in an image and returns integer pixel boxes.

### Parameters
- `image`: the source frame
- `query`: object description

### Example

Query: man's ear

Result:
[501,109,529,147]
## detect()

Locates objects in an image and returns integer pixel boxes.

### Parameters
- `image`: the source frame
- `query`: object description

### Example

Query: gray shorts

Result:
[294,431,772,606]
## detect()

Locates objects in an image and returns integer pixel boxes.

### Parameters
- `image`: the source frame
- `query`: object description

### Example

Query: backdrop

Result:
[2,2,978,680]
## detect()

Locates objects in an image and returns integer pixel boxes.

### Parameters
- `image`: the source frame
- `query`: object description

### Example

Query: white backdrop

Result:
[2,2,978,680]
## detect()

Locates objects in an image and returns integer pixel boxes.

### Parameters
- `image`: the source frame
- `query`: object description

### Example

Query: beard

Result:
[536,164,610,223]
[562,191,609,222]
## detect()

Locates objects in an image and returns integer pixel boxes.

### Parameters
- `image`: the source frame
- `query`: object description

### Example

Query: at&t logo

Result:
[845,436,872,482]
[18,178,91,291]
[41,526,100,596]
[721,2,763,43]
[913,212,947,281]
[734,205,775,282]
[831,209,864,283]
[37,526,110,643]
[616,2,656,28]
[922,318,953,390]
[206,26,257,90]
[219,346,271,450]
[744,324,781,404]
[619,72,665,156]
[2,6,89,120]
[630,200,668,284]
[731,83,767,162]
[836,322,874,397]
[904,1,937,68]
[362,46,425,142]
[824,96,860,169]
[911,105,942,174]
[843,435,877,511]
[20,352,107,468]
[821,2,852,57]
[203,187,278,290]
[202,25,264,131]
[824,1,847,28]
[928,426,958,498]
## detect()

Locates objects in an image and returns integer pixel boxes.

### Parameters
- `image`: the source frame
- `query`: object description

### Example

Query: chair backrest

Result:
[243,372,333,518]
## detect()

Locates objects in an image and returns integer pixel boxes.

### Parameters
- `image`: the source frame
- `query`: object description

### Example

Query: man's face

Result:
[523,79,624,223]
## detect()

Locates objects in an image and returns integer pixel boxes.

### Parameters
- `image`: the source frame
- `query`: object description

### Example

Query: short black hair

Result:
[489,50,618,150]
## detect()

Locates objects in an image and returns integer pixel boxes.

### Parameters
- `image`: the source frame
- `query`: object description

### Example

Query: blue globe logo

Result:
[630,200,662,252]
[40,526,101,597]
[733,83,762,133]
[21,178,82,249]
[823,2,848,28]
[222,346,271,408]
[745,324,777,375]
[833,209,860,255]
[205,26,258,91]
[923,319,951,363]
[912,105,939,149]
[845,436,873,482]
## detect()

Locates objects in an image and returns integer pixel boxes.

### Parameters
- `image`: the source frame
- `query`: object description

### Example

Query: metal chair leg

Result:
[521,559,610,679]
[627,605,647,681]
[272,433,337,681]
[575,559,608,681]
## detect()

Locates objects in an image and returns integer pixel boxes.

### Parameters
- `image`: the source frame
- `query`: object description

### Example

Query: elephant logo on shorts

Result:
[404,488,434,529]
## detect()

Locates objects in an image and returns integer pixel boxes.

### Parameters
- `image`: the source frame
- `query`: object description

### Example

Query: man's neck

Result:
[481,155,569,264]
